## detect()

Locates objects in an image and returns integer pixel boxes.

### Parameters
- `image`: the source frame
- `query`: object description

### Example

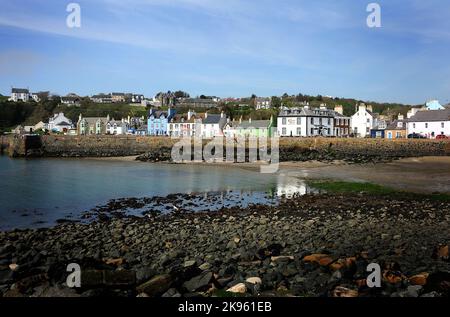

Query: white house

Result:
[425,100,444,110]
[350,103,380,138]
[47,112,73,133]
[168,110,203,137]
[200,112,228,138]
[9,88,30,102]
[106,119,129,135]
[407,109,450,138]
[255,97,272,110]
[277,106,335,137]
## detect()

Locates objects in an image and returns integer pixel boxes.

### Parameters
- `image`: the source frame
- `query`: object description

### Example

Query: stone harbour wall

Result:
[7,135,450,163]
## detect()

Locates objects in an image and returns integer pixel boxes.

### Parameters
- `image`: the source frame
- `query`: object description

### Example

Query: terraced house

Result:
[224,116,275,138]
[168,110,204,137]
[77,114,110,135]
[277,105,338,137]
[147,108,176,136]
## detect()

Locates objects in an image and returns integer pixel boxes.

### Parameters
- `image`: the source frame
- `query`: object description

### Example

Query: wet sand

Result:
[281,156,450,194]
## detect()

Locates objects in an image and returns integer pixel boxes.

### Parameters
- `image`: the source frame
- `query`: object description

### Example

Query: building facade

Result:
[277,106,336,137]
[147,108,176,136]
[200,112,228,138]
[77,114,110,135]
[47,112,73,133]
[9,88,30,102]
[407,109,450,138]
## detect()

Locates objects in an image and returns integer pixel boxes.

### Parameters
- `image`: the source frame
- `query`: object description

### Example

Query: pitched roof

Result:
[409,109,450,122]
[12,88,29,94]
[203,114,224,124]
[386,120,407,130]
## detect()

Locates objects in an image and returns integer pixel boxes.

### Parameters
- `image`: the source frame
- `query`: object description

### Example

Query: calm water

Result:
[0,156,308,230]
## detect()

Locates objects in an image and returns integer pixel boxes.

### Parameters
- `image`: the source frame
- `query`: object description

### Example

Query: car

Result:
[436,134,449,140]
[408,133,427,139]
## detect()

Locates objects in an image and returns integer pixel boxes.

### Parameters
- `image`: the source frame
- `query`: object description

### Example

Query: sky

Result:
[0,0,449,105]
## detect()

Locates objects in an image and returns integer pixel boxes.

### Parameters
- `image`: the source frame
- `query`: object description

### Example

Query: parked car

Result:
[436,134,449,140]
[408,133,427,139]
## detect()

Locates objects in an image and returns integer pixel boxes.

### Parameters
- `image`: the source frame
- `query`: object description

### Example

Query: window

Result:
[396,132,402,138]
[366,127,370,133]
[297,127,301,135]
[327,128,331,135]
[310,118,314,124]
[425,123,428,128]
[310,128,314,135]
[282,128,286,135]
[413,123,416,129]
[367,119,370,123]
[297,118,301,125]
[328,118,331,125]
[282,118,286,125]
[442,122,445,128]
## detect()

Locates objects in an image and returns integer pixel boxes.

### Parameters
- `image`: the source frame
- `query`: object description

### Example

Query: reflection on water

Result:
[0,156,309,230]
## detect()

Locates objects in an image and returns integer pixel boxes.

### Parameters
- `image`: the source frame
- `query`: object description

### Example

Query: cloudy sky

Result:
[0,0,449,104]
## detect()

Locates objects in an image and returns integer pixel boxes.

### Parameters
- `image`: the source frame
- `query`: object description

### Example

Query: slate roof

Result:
[237,120,270,129]
[386,120,407,130]
[12,88,29,94]
[408,109,450,122]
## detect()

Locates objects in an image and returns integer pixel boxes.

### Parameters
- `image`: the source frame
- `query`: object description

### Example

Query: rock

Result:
[31,285,80,297]
[383,271,406,284]
[226,283,247,294]
[332,286,358,297]
[198,263,212,271]
[136,274,172,297]
[104,258,124,266]
[406,285,422,297]
[303,254,329,264]
[421,291,440,297]
[183,260,197,268]
[409,272,429,286]
[104,270,136,287]
[0,270,14,284]
[136,267,156,284]
[183,272,213,292]
[271,256,294,263]
[432,245,449,261]
[162,288,182,297]
[245,277,262,285]
[9,263,19,272]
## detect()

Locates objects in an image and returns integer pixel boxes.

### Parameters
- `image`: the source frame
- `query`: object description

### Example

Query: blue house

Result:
[147,108,176,136]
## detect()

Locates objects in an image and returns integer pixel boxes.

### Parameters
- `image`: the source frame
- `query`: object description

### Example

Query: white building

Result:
[106,119,129,135]
[47,112,73,133]
[200,112,228,138]
[407,109,450,138]
[9,88,30,102]
[350,103,380,138]
[277,106,335,137]
[255,97,272,110]
[168,110,203,137]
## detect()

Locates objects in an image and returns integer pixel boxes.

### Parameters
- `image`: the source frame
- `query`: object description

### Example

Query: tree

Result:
[174,91,190,99]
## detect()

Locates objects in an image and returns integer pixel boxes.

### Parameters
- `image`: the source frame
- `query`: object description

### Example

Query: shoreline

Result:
[0,192,448,297]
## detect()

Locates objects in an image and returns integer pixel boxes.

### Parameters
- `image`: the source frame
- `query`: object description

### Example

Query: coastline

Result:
[1,192,448,297]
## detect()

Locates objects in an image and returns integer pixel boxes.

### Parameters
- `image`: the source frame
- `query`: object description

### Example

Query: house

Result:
[407,109,450,138]
[90,94,113,103]
[200,112,228,138]
[168,110,203,137]
[77,114,110,135]
[147,108,177,136]
[61,94,81,106]
[385,114,407,139]
[224,116,275,138]
[127,94,144,104]
[333,105,351,137]
[9,88,30,102]
[255,97,272,110]
[176,98,219,109]
[11,125,24,134]
[126,116,147,135]
[47,112,73,133]
[425,100,444,110]
[106,119,129,135]
[111,93,126,103]
[277,105,335,137]
[351,103,382,138]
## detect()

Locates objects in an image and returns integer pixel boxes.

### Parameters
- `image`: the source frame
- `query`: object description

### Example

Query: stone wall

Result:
[7,135,450,163]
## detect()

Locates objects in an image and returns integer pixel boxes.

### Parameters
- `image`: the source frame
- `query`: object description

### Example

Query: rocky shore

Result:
[0,193,449,298]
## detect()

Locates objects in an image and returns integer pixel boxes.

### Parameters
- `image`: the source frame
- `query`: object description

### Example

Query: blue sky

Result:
[0,0,449,104]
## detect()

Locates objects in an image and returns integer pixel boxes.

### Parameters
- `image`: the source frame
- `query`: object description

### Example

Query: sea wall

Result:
[23,135,450,163]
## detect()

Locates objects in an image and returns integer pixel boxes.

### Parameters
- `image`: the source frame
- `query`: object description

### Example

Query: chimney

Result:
[398,113,404,121]
[358,103,366,113]
[366,105,373,112]
[249,118,252,123]
[128,115,130,123]
[239,116,242,124]
[205,111,208,119]
[334,105,343,115]
[320,103,327,110]
[221,111,224,118]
